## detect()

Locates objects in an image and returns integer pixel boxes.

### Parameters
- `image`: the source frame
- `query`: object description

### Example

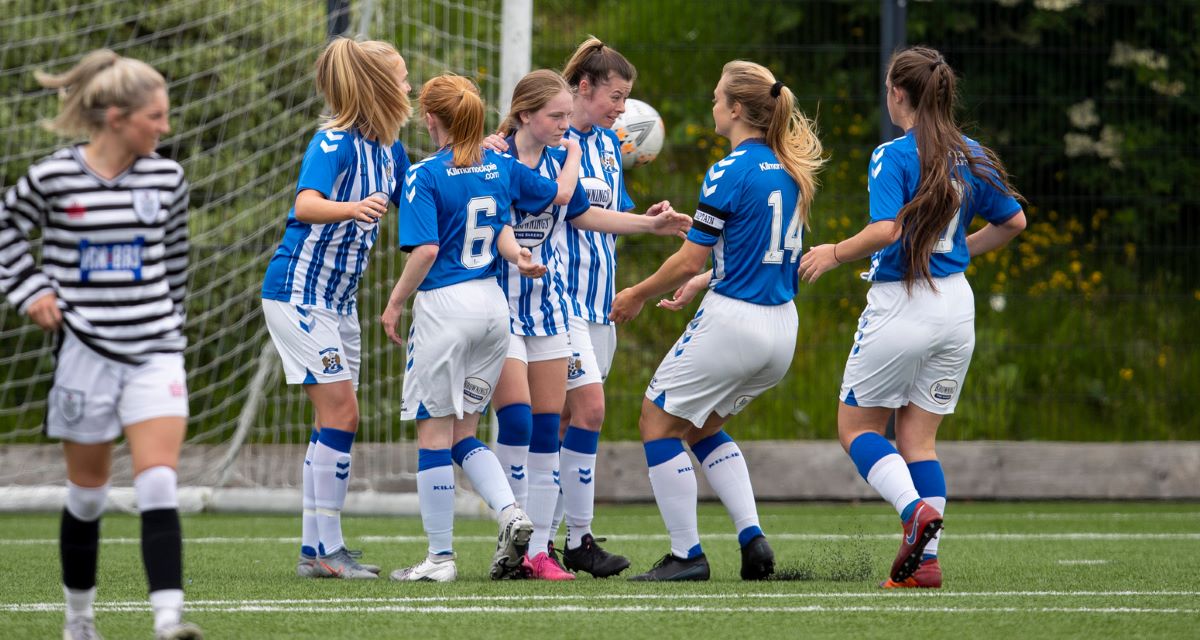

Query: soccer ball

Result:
[613,98,665,169]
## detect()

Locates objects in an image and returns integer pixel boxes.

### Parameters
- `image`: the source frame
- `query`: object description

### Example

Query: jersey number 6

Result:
[461,196,498,269]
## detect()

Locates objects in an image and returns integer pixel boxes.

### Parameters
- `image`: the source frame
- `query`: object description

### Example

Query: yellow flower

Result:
[1158,352,1168,368]
[1091,271,1103,284]
[1070,260,1082,274]
[1119,368,1133,381]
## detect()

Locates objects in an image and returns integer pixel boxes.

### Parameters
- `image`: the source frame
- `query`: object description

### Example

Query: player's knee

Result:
[571,402,605,430]
[896,438,937,462]
[134,465,178,512]
[66,481,110,522]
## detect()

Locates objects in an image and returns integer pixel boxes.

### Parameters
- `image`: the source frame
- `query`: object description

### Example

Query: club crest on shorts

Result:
[930,379,958,405]
[56,387,86,424]
[132,189,162,224]
[463,377,492,404]
[567,353,585,380]
[319,347,343,374]
[733,395,754,412]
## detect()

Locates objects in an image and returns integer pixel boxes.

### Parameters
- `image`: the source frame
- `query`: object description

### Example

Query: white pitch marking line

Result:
[4,591,1200,613]
[3,532,1199,546]
[2,603,1198,615]
[1057,559,1111,565]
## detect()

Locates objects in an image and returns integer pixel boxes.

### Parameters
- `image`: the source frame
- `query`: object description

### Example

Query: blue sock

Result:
[909,459,946,557]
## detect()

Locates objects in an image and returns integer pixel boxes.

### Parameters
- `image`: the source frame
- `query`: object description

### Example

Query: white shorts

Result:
[839,273,975,415]
[46,329,189,444]
[401,279,509,420]
[262,299,360,387]
[565,314,616,390]
[645,292,797,428]
[507,332,573,364]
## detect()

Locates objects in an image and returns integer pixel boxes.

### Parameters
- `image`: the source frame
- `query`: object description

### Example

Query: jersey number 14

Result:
[762,190,803,264]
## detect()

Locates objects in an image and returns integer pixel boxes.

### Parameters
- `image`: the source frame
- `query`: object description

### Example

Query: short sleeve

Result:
[398,165,438,251]
[868,145,906,222]
[297,130,353,198]
[389,140,412,207]
[974,173,1022,225]
[606,130,636,211]
[509,158,558,217]
[564,180,591,220]
[687,160,740,246]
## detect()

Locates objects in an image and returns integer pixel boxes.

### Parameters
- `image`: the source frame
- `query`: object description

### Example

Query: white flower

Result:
[1066,99,1099,129]
[1110,42,1169,71]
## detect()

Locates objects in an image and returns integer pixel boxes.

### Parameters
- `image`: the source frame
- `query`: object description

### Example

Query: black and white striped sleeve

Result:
[0,172,54,313]
[163,170,189,319]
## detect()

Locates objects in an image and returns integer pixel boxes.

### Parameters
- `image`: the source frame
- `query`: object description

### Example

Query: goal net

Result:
[0,0,507,513]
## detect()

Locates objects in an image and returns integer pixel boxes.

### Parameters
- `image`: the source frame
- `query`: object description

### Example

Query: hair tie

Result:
[770,81,784,98]
[929,58,944,72]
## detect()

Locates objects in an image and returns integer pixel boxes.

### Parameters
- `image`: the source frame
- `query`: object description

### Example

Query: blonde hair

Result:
[497,69,571,137]
[315,38,410,146]
[420,74,485,167]
[562,36,636,90]
[35,49,166,138]
[721,60,825,227]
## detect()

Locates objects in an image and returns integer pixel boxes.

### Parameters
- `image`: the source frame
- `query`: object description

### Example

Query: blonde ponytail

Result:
[35,49,165,138]
[721,60,825,227]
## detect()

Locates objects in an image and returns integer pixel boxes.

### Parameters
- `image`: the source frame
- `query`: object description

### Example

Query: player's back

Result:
[400,148,557,291]
[866,130,1021,282]
[694,139,802,306]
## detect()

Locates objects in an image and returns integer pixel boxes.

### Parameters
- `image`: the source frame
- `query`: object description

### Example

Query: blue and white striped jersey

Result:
[688,139,803,306]
[866,129,1022,282]
[261,128,409,314]
[399,148,559,291]
[554,125,635,325]
[497,139,591,336]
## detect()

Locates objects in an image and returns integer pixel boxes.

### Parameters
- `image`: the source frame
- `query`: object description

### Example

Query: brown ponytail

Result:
[888,46,1022,291]
[562,36,636,91]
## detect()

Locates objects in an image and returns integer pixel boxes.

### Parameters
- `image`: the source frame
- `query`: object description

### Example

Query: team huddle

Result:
[0,32,1025,639]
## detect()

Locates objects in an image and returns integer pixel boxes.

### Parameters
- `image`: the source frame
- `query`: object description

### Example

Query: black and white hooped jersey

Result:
[0,146,189,363]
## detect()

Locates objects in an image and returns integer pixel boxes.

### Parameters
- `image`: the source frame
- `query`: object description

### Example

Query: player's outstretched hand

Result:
[380,302,405,346]
[658,273,707,311]
[609,287,645,324]
[27,292,62,332]
[349,194,387,224]
[650,205,692,238]
[644,200,672,217]
[481,133,509,153]
[798,243,840,283]
[516,248,547,278]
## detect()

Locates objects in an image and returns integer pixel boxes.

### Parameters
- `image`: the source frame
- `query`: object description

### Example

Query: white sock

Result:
[695,439,760,536]
[924,496,946,555]
[560,440,597,549]
[525,451,560,556]
[647,448,701,559]
[64,586,96,621]
[866,453,922,516]
[301,436,318,557]
[149,588,183,632]
[457,442,517,514]
[494,443,529,507]
[313,428,354,556]
[417,456,456,555]
[550,488,564,544]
